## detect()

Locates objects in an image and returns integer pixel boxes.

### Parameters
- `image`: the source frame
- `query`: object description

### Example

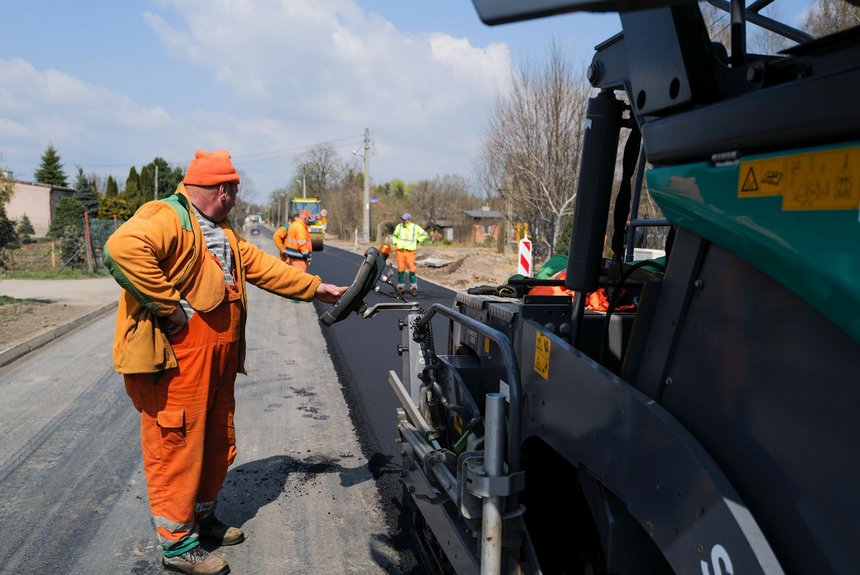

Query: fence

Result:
[1,214,124,274]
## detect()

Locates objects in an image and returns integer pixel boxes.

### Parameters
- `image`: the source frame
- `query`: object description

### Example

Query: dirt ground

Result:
[326,238,521,291]
[0,241,520,351]
[0,301,97,349]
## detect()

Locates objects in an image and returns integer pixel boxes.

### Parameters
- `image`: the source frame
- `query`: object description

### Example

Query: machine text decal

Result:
[738,146,860,211]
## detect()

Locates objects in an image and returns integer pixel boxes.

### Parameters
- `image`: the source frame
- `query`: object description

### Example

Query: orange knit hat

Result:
[183,149,240,186]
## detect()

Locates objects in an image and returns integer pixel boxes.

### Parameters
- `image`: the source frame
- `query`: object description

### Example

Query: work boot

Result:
[397,284,405,294]
[410,285,418,297]
[162,546,229,575]
[199,516,245,546]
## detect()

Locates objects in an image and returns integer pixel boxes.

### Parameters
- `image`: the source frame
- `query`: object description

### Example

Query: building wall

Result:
[5,182,74,238]
[470,222,500,245]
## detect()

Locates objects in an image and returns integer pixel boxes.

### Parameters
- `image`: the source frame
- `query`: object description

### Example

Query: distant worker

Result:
[272,213,297,262]
[392,213,429,296]
[283,209,313,272]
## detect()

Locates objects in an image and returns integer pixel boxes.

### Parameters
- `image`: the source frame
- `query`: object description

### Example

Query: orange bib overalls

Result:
[124,281,242,550]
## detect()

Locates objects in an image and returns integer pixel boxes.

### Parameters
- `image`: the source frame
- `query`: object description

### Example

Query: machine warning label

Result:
[534,332,551,380]
[738,146,860,210]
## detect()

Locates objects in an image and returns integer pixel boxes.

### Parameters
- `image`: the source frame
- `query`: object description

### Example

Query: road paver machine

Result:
[322,0,860,572]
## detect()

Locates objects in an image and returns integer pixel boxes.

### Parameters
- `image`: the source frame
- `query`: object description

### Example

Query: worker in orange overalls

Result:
[104,149,346,575]
[272,212,296,262]
[283,209,313,272]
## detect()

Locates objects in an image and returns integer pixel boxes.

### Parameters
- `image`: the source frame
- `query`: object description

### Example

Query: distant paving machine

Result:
[290,197,327,251]
[321,0,859,573]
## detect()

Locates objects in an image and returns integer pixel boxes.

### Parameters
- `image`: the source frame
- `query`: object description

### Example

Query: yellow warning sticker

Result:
[484,336,490,354]
[738,146,860,210]
[534,332,551,380]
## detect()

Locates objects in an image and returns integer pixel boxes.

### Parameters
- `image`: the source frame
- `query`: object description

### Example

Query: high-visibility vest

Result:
[392,222,428,251]
[284,219,312,259]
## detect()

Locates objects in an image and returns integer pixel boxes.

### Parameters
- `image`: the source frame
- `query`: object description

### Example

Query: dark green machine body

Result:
[389,1,860,573]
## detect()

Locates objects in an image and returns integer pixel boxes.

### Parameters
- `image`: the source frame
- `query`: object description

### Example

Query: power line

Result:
[233,134,366,165]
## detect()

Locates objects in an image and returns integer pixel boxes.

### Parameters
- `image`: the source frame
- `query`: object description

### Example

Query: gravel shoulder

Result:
[326,238,520,291]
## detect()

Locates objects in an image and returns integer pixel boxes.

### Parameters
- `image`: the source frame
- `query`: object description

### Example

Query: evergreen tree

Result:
[47,197,84,239]
[17,214,35,243]
[122,166,143,213]
[59,223,85,268]
[139,165,154,204]
[34,145,69,187]
[0,172,14,204]
[0,204,18,251]
[98,196,132,221]
[105,175,119,197]
[1,173,18,256]
[144,157,184,199]
[73,167,100,218]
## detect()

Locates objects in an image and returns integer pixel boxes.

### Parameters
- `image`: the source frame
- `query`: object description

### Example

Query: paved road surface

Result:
[307,242,455,552]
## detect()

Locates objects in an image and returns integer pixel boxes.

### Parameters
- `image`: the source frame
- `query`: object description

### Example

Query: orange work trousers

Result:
[395,249,417,272]
[288,257,308,273]
[124,286,242,549]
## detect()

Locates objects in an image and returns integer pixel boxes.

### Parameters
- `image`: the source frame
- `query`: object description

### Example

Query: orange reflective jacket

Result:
[105,185,322,374]
[284,218,312,260]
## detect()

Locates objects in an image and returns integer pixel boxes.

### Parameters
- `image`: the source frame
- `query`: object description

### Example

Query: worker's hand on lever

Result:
[315,283,348,304]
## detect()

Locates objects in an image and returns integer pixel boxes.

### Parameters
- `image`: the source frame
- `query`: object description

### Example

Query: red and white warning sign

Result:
[518,234,532,277]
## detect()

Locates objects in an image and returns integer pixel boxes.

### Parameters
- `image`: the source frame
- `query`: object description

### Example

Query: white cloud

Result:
[0,57,178,179]
[144,0,513,191]
[1,1,512,197]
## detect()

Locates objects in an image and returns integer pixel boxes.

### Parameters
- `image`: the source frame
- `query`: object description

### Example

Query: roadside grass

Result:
[0,295,38,306]
[0,269,106,280]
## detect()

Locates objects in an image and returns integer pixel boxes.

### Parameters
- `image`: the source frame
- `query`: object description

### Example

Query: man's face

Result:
[215,182,238,220]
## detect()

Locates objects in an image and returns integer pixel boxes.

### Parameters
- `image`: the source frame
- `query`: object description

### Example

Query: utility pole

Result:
[363,128,370,243]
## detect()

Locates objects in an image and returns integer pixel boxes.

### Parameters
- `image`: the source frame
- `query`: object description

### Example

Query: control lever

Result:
[319,245,391,326]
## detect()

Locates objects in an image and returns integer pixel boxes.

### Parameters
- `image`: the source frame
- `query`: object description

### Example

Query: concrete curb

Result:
[0,301,117,368]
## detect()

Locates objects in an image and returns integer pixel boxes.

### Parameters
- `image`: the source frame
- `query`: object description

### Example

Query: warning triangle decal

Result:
[742,166,759,192]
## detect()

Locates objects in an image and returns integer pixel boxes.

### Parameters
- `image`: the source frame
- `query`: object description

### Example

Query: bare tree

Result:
[804,0,859,36]
[295,144,345,200]
[476,41,592,255]
[411,174,473,227]
[699,1,791,56]
[326,169,364,240]
[231,170,256,230]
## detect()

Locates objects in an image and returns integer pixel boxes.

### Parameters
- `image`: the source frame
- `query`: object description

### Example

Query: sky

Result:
[0,0,814,203]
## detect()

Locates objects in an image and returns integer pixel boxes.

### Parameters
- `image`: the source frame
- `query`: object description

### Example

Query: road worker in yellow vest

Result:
[392,213,429,296]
